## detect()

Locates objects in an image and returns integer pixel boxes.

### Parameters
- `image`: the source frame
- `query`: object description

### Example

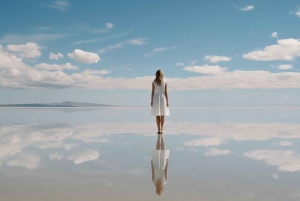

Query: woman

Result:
[151,70,170,134]
[151,135,169,196]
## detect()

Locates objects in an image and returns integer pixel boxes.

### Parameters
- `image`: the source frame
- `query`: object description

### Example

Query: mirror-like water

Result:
[0,108,299,201]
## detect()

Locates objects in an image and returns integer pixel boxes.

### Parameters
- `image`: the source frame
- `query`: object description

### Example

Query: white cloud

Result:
[34,63,78,71]
[204,55,231,63]
[153,47,166,52]
[49,152,63,160]
[0,33,67,44]
[1,47,300,90]
[68,150,100,164]
[80,69,110,75]
[73,32,130,45]
[238,5,254,11]
[106,23,114,29]
[190,60,197,65]
[73,38,102,45]
[278,64,293,70]
[6,42,41,58]
[68,49,100,64]
[122,67,134,71]
[184,137,226,147]
[271,32,278,38]
[153,46,176,52]
[144,46,177,57]
[278,141,293,147]
[73,38,103,45]
[91,29,109,34]
[176,62,184,66]
[89,23,115,33]
[292,8,300,17]
[184,65,227,75]
[36,26,51,30]
[44,0,70,11]
[98,38,146,54]
[143,53,155,57]
[49,53,64,60]
[205,148,232,156]
[244,150,300,172]
[243,38,300,61]
[128,38,146,45]
[6,154,40,169]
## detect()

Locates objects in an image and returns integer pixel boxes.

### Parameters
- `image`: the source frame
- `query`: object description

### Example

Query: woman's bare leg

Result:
[156,116,161,132]
[156,135,161,150]
[161,136,165,150]
[161,115,165,132]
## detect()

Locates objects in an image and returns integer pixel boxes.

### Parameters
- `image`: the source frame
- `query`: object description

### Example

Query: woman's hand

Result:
[151,102,153,107]
[166,102,169,107]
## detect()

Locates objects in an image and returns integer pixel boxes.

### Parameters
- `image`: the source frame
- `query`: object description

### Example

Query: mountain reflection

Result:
[151,134,170,196]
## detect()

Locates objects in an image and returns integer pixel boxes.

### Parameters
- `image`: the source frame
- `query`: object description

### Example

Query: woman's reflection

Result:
[151,135,170,196]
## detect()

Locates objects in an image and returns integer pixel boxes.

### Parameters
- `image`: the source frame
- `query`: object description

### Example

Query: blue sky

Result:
[0,0,300,106]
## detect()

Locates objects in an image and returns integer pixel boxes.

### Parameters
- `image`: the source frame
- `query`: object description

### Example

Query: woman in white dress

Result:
[151,135,169,196]
[151,70,170,134]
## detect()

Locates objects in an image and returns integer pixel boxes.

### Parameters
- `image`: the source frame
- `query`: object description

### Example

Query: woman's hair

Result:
[155,179,164,196]
[154,70,164,86]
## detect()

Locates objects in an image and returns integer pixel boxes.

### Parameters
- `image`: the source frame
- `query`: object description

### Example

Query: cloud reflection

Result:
[68,150,100,164]
[184,137,226,147]
[49,152,63,160]
[244,150,300,172]
[6,153,40,169]
[205,148,232,156]
[0,122,299,170]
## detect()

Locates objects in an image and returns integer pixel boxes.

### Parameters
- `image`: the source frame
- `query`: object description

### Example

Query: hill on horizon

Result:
[0,101,114,107]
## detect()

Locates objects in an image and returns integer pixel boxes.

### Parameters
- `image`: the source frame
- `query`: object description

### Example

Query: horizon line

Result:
[0,106,300,109]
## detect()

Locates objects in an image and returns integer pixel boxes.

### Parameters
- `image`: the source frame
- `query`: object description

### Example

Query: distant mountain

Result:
[0,101,114,107]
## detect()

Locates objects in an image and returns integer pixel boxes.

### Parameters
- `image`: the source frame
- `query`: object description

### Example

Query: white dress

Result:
[151,79,170,116]
[151,149,170,185]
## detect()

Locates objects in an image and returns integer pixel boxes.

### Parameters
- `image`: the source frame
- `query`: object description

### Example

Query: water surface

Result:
[0,108,299,201]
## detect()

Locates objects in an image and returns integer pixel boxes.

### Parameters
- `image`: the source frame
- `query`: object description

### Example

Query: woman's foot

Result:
[160,130,164,134]
[157,130,161,134]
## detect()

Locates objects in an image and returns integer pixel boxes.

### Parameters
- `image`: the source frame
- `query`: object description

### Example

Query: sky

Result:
[1,0,300,106]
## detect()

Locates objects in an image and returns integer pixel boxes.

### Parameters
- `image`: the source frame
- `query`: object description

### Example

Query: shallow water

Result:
[0,108,299,201]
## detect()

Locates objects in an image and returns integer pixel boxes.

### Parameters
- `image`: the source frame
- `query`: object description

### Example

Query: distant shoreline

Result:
[0,106,299,109]
[1,101,299,109]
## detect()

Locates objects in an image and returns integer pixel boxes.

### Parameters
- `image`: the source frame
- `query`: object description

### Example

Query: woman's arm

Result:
[165,159,169,181]
[151,82,154,106]
[165,83,169,107]
[151,160,155,181]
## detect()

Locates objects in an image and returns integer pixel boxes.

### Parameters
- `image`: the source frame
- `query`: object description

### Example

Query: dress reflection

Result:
[151,135,170,196]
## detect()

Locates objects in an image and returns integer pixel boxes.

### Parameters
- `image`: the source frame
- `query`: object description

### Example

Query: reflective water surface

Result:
[0,108,300,200]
